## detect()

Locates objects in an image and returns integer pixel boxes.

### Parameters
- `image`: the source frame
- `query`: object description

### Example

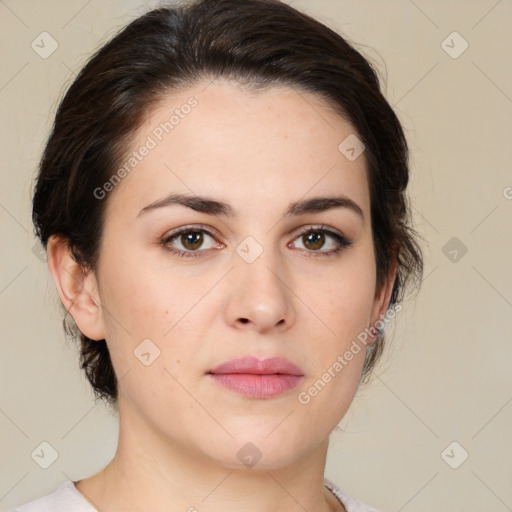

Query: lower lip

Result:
[208,373,303,398]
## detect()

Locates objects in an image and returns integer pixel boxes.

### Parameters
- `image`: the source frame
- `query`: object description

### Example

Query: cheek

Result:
[312,251,377,342]
[307,272,373,381]
[99,250,184,337]
[297,244,376,400]
[296,279,373,436]
[98,264,204,413]
[98,253,216,382]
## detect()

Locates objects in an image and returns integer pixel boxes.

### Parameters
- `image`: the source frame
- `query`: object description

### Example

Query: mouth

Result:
[207,356,304,399]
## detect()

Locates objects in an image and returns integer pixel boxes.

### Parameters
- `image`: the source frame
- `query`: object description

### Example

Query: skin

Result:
[47,79,396,512]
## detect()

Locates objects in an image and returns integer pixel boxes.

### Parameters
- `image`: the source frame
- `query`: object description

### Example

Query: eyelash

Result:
[161,224,353,259]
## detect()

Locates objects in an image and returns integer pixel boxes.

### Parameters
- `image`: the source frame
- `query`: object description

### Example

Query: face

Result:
[88,79,392,469]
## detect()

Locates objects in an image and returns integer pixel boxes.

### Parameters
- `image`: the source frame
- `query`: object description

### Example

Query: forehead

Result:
[105,79,370,220]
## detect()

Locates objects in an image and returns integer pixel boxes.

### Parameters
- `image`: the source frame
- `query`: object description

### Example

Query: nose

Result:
[224,246,296,334]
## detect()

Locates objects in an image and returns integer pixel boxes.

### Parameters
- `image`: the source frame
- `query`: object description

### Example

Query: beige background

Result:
[1,0,511,510]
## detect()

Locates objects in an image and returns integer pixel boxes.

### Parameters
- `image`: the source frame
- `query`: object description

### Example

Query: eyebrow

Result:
[137,193,364,220]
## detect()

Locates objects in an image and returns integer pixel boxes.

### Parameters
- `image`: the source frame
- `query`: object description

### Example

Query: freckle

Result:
[165,310,168,314]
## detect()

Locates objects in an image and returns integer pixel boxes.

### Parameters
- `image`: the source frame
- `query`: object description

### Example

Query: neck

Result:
[75,396,344,512]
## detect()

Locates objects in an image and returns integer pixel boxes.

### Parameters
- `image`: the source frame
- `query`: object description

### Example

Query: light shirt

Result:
[7,477,383,512]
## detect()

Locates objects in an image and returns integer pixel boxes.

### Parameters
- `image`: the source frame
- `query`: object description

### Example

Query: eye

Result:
[161,224,352,259]
[289,226,353,257]
[161,226,222,258]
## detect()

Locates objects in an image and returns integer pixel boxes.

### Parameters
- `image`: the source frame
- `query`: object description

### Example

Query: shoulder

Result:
[324,477,385,512]
[6,480,96,512]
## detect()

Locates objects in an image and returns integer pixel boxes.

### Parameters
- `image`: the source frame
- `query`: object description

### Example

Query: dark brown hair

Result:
[32,0,423,411]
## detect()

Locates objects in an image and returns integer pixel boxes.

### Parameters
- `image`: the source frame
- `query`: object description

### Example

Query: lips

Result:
[208,355,304,376]
[207,356,304,399]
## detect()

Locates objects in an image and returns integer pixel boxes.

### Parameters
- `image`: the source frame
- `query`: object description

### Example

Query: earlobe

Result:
[46,235,106,341]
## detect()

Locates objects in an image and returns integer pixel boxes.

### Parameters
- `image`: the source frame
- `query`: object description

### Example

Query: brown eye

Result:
[302,231,326,251]
[162,226,220,258]
[290,226,352,257]
[180,231,204,250]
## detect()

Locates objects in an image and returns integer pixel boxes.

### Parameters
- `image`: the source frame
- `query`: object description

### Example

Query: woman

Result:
[10,0,423,510]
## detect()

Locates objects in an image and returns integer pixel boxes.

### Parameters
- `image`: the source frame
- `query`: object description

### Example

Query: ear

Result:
[367,247,399,345]
[46,235,106,341]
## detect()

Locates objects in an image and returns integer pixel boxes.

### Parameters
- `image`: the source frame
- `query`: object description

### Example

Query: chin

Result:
[198,434,310,472]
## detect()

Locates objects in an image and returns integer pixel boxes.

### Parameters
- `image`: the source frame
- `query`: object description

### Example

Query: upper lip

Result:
[208,356,304,376]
